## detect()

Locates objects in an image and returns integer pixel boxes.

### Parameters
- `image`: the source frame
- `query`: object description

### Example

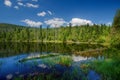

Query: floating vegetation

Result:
[73,48,107,58]
[19,53,59,62]
[42,55,73,67]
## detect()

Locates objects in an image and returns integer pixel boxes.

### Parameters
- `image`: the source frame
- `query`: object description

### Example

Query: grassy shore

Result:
[82,48,120,80]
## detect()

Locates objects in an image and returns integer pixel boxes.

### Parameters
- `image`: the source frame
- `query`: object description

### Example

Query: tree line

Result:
[0,23,111,43]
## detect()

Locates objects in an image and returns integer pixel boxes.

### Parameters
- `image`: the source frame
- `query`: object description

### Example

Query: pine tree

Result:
[113,9,120,29]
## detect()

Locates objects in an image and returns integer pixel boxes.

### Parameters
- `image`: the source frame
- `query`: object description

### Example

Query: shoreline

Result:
[0,41,110,46]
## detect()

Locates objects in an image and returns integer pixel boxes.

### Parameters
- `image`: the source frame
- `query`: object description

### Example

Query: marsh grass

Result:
[42,55,73,67]
[88,48,120,80]
[91,59,114,80]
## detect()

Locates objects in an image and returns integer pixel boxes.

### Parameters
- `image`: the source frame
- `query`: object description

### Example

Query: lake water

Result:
[0,42,105,80]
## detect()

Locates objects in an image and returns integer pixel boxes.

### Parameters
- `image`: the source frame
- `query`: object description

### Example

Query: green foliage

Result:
[0,23,110,43]
[42,55,73,67]
[91,59,120,80]
[96,36,106,43]
[110,33,120,48]
[113,9,120,29]
[110,9,120,49]
[90,48,120,80]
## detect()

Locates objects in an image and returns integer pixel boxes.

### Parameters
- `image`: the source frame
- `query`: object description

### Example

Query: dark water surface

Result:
[0,42,104,80]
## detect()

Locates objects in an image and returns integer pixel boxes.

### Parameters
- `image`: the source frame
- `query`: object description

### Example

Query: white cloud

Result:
[21,19,42,27]
[37,11,46,17]
[26,3,39,8]
[17,0,22,1]
[4,0,12,7]
[70,18,93,26]
[18,2,25,6]
[17,2,39,8]
[14,6,19,9]
[44,18,66,27]
[32,0,38,2]
[48,11,52,15]
[106,22,112,26]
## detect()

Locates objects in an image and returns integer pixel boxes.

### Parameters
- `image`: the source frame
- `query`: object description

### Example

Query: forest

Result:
[0,23,111,44]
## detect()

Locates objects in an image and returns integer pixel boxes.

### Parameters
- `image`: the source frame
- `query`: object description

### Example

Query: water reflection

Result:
[72,55,91,62]
[0,42,104,80]
[0,52,104,80]
[0,42,103,57]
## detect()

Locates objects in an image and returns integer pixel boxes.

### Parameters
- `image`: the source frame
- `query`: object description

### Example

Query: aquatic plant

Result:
[58,55,73,67]
[80,63,90,75]
[42,55,73,67]
[19,53,59,62]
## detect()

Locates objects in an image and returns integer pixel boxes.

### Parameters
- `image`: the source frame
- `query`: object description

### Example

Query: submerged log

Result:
[73,48,107,57]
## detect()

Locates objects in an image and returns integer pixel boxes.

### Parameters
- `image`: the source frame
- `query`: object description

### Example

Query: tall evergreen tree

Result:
[113,9,120,29]
[111,9,120,48]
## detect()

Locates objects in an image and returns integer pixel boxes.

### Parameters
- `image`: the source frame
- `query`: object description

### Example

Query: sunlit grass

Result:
[42,55,73,67]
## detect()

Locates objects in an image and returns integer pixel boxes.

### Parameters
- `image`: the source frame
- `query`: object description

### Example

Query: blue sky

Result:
[0,0,120,27]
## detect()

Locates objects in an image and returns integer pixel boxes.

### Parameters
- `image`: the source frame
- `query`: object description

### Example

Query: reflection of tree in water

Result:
[0,42,103,57]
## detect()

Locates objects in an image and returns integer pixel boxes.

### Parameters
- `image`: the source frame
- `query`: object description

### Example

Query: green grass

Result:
[91,59,118,80]
[42,55,73,67]
[89,48,120,80]
[75,48,120,80]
